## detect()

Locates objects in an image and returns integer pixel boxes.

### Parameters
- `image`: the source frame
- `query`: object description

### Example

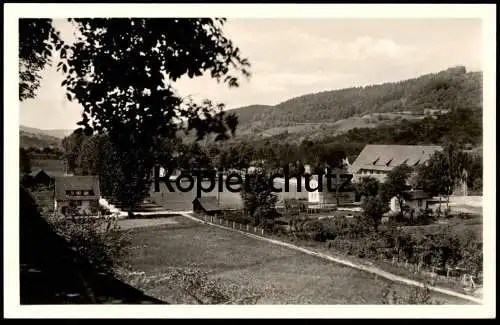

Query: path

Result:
[176,211,482,304]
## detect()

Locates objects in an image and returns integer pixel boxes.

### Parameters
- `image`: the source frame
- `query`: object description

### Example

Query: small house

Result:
[389,190,432,216]
[54,176,101,217]
[192,196,222,216]
[307,171,356,206]
[30,169,53,186]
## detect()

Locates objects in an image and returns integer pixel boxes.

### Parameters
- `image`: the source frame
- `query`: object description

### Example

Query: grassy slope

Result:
[121,216,473,304]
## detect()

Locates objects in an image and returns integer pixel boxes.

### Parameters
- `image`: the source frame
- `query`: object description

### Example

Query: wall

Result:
[390,197,428,215]
[353,171,388,183]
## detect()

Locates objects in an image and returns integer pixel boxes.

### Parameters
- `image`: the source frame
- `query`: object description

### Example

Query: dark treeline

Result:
[208,106,482,175]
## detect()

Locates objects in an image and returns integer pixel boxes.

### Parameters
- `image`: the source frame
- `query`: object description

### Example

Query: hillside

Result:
[230,66,482,140]
[20,130,63,149]
[20,126,74,149]
[20,125,74,139]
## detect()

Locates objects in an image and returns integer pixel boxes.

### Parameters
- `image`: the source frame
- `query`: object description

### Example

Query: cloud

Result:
[21,18,482,129]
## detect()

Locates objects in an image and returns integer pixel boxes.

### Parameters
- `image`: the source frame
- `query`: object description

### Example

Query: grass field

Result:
[120,215,473,304]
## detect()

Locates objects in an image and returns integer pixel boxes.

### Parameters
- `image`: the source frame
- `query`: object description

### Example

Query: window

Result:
[83,191,89,196]
[76,191,82,196]
[65,190,72,196]
[89,190,94,196]
[76,200,82,206]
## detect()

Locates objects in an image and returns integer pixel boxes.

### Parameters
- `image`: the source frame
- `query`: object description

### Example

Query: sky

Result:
[19,18,483,130]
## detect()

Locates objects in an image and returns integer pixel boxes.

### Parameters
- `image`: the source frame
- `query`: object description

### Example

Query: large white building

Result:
[349,144,443,183]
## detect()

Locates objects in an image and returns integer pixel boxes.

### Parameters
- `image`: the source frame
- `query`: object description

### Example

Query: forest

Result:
[231,66,482,135]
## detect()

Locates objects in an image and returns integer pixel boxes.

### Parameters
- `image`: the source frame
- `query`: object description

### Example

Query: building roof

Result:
[349,144,442,173]
[404,190,431,200]
[193,196,222,212]
[54,176,100,201]
[29,168,50,177]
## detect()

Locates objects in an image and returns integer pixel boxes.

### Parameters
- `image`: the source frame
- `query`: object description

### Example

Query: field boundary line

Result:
[178,212,482,304]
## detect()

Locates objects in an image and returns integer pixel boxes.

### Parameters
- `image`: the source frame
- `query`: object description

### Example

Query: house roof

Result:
[404,190,431,200]
[349,144,442,173]
[193,196,221,212]
[29,168,49,177]
[54,176,100,201]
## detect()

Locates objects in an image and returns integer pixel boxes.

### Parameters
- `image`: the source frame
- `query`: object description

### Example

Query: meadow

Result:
[119,215,474,304]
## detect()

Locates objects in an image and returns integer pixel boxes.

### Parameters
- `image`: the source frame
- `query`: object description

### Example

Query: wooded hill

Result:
[229,66,482,140]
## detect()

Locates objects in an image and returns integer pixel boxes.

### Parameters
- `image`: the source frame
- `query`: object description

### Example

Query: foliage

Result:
[361,195,389,233]
[49,216,131,275]
[57,18,248,137]
[241,169,279,227]
[380,284,441,304]
[19,19,63,101]
[415,142,477,204]
[231,66,481,138]
[381,164,413,216]
[356,176,381,199]
[28,18,253,208]
[118,267,261,304]
[20,148,32,174]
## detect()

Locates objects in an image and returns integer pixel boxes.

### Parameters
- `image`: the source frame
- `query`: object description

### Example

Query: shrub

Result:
[380,284,442,304]
[118,267,262,304]
[49,216,131,275]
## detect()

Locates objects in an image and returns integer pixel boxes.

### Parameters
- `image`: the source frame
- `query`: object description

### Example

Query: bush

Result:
[49,216,130,275]
[118,267,262,304]
[380,284,442,304]
[221,210,253,225]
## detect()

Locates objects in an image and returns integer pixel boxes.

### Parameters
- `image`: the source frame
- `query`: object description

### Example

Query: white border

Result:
[4,3,496,319]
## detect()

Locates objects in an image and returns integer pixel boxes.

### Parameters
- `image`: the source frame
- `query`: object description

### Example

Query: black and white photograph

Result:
[4,3,496,319]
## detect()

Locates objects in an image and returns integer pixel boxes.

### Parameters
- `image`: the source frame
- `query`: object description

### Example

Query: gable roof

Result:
[54,176,100,201]
[193,196,221,212]
[30,168,49,177]
[350,145,442,173]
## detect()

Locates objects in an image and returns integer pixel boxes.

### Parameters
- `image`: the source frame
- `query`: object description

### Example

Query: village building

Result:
[349,144,443,183]
[389,190,433,216]
[306,170,356,207]
[54,176,101,217]
[21,168,53,187]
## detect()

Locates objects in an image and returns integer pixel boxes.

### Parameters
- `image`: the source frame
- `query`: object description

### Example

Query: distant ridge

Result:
[229,66,482,140]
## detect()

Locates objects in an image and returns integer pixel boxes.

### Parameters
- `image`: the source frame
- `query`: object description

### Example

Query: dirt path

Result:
[177,212,482,305]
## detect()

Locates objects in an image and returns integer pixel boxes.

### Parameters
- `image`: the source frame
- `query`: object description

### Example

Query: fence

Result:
[195,212,266,236]
[388,257,480,289]
[193,211,480,292]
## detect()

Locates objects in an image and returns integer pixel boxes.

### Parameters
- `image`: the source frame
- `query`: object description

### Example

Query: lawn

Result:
[119,215,473,304]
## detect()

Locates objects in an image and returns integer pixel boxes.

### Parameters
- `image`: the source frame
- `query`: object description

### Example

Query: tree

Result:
[382,164,413,217]
[241,169,278,227]
[22,18,251,209]
[361,195,388,233]
[356,176,381,200]
[415,143,472,212]
[19,19,64,101]
[20,148,32,174]
[62,129,89,173]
